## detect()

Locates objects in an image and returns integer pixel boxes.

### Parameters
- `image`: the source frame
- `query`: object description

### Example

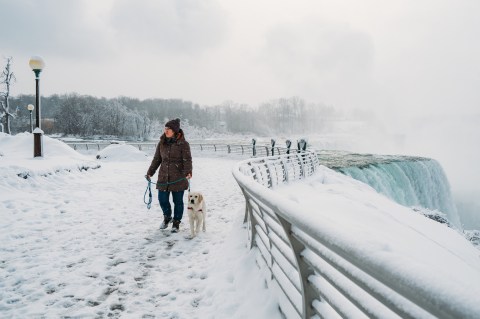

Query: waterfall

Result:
[336,159,462,229]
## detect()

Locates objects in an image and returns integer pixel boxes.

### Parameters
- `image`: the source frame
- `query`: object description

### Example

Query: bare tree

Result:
[0,57,16,134]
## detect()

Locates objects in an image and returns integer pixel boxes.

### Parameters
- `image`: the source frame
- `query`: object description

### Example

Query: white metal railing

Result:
[232,150,477,319]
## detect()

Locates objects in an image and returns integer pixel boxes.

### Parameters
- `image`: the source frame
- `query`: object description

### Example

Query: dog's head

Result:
[188,192,204,206]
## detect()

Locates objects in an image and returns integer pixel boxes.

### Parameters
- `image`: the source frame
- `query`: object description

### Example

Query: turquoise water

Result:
[317,150,462,229]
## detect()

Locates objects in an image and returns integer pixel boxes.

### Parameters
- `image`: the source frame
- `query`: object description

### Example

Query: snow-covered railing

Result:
[189,143,292,157]
[65,142,158,152]
[65,142,294,157]
[232,151,474,319]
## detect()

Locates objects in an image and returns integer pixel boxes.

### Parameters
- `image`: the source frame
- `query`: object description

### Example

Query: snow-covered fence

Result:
[65,142,295,157]
[66,142,159,153]
[189,143,293,157]
[67,143,106,151]
[232,151,473,319]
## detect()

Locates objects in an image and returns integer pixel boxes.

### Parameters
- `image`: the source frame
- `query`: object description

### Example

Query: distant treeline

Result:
[7,94,339,139]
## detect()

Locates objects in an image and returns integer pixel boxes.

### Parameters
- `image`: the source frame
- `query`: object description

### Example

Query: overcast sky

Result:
[1,0,479,116]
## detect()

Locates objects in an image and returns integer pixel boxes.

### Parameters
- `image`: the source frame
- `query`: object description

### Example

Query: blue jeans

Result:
[158,190,185,221]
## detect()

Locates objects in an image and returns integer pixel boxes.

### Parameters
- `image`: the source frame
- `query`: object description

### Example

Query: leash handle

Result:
[144,178,152,210]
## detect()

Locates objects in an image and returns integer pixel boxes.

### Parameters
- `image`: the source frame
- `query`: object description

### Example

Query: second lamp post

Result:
[27,104,34,133]
[29,56,45,157]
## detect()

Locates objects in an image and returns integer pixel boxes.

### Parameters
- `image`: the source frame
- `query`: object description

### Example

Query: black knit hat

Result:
[165,118,181,133]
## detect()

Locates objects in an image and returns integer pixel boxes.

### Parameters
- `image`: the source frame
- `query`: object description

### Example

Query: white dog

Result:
[187,192,206,238]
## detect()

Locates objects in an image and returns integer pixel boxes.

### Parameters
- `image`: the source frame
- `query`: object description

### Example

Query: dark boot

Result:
[171,219,180,233]
[159,216,172,229]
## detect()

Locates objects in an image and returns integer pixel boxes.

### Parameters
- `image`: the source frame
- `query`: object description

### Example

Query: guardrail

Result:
[65,142,297,157]
[232,151,475,319]
[65,142,158,152]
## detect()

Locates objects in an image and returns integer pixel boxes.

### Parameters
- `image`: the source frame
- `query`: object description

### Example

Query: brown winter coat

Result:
[146,130,192,192]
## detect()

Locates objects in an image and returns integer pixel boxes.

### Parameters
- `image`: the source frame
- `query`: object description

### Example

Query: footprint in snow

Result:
[110,303,125,311]
[107,258,127,267]
[191,297,201,307]
[165,240,176,250]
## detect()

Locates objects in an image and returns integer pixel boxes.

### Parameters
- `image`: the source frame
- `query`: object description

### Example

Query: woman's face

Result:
[164,127,175,138]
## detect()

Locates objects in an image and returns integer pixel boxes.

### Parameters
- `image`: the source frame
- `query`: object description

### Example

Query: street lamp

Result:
[29,56,45,157]
[27,104,34,133]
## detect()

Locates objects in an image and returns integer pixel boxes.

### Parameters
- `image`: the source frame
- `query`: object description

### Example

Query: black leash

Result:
[144,176,188,210]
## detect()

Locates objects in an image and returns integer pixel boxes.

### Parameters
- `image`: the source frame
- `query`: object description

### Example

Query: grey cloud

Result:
[258,19,376,109]
[264,20,374,85]
[0,0,113,59]
[109,0,228,55]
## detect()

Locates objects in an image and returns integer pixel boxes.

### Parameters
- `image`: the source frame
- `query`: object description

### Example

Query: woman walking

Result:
[146,118,192,232]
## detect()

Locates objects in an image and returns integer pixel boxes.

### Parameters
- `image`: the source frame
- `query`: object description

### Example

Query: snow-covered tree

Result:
[0,57,16,134]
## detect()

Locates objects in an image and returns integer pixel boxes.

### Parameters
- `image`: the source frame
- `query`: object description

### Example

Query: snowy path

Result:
[1,156,280,318]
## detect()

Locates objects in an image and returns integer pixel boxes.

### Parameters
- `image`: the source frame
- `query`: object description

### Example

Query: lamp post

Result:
[27,104,34,133]
[29,56,45,157]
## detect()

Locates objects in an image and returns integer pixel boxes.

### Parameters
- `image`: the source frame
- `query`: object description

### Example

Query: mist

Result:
[320,111,480,230]
[395,114,480,229]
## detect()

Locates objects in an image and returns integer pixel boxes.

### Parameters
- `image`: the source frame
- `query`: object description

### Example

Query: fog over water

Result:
[396,115,480,230]
[311,113,480,230]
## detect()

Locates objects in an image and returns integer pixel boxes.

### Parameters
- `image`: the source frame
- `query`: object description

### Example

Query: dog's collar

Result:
[187,207,203,212]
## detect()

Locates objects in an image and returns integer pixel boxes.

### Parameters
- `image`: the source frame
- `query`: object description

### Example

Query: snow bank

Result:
[0,133,100,180]
[95,144,149,162]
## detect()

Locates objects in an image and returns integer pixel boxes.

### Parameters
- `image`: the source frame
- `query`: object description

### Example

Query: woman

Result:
[146,118,192,232]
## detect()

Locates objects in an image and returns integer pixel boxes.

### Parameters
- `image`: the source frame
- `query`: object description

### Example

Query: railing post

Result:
[297,138,307,153]
[277,215,316,319]
[309,152,316,174]
[297,153,305,178]
[264,160,273,188]
[281,157,289,183]
[240,187,258,250]
[286,139,291,155]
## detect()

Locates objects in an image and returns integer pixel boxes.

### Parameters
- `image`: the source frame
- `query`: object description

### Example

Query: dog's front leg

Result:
[189,214,195,238]
[202,204,206,232]
[195,215,202,236]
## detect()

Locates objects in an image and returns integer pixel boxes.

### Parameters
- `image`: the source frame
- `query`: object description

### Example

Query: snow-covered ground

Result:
[2,132,480,318]
[0,133,281,318]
